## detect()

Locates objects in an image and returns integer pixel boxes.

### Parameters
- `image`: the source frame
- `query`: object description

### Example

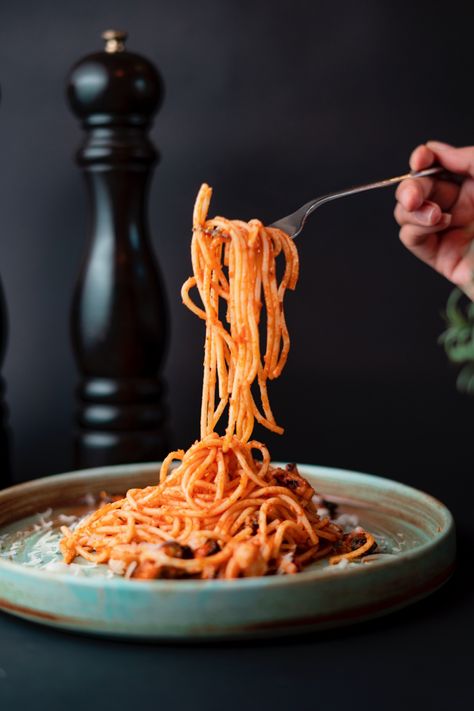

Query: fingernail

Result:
[441,213,452,225]
[413,204,440,225]
[426,140,453,151]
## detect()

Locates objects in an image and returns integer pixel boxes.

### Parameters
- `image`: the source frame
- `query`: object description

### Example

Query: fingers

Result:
[396,176,460,212]
[409,144,435,172]
[394,200,443,228]
[395,141,474,291]
[408,140,474,177]
[398,215,452,269]
[398,213,452,248]
[395,176,433,211]
[396,140,465,214]
[425,141,474,178]
[395,195,451,265]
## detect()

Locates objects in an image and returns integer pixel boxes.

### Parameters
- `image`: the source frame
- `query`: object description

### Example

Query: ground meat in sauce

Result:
[272,463,315,501]
[339,531,377,556]
[131,560,160,580]
[158,540,194,559]
[156,566,191,579]
[233,542,267,577]
[132,559,192,580]
[195,539,221,558]
[245,513,259,535]
[321,498,338,518]
[350,535,367,550]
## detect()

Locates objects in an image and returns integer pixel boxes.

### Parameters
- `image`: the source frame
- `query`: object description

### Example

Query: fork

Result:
[271,166,450,239]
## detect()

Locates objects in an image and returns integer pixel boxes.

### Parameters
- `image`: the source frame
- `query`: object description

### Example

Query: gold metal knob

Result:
[102,30,128,53]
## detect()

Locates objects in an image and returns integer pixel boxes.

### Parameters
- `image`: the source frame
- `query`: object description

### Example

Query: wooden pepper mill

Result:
[0,281,9,489]
[0,86,10,489]
[67,30,170,468]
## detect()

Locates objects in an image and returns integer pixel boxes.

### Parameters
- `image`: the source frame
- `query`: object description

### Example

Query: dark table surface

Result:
[0,530,472,711]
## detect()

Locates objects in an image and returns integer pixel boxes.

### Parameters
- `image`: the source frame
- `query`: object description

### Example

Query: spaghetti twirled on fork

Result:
[60,184,374,579]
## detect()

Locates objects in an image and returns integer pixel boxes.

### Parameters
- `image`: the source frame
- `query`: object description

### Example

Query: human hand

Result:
[394,141,474,300]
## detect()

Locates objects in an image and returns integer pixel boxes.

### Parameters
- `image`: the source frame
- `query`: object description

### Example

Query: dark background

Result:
[0,0,472,504]
[0,1,472,708]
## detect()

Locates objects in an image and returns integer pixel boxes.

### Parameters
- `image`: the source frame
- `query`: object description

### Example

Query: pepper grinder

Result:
[0,279,9,489]
[0,86,10,488]
[67,31,170,468]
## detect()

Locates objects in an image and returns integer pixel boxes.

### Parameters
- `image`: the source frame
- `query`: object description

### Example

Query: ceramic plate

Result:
[0,463,455,640]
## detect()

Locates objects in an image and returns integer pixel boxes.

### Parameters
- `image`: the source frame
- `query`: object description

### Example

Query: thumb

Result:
[426,141,474,178]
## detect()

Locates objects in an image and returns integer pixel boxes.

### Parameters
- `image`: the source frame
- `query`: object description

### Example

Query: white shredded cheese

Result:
[125,561,137,579]
[57,514,79,526]
[108,559,126,575]
[334,513,359,529]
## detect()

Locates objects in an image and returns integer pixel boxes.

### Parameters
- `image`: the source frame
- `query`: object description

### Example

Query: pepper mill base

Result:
[74,429,170,469]
[0,378,10,489]
[75,376,170,469]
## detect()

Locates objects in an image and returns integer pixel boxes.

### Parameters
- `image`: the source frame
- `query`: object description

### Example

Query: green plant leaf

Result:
[439,289,474,394]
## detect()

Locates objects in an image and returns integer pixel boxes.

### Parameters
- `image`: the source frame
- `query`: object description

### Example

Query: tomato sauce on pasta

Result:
[60,185,375,579]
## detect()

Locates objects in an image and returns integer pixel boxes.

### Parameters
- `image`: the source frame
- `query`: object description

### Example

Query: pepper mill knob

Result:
[67,30,164,127]
[102,29,128,53]
[67,32,170,469]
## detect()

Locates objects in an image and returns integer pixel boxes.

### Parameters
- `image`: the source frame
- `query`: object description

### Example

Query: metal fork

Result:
[271,166,447,239]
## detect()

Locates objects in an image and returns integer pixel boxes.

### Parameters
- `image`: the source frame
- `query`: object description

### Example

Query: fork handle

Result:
[375,165,461,187]
[271,165,461,238]
[318,166,458,204]
[305,166,460,218]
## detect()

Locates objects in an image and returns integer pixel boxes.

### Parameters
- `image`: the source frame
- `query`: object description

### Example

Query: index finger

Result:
[426,142,474,178]
[409,144,436,172]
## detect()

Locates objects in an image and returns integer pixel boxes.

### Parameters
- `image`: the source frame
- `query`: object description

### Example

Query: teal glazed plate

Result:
[0,463,455,640]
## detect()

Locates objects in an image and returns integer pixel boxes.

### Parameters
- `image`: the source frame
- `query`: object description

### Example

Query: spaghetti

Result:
[60,184,375,579]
